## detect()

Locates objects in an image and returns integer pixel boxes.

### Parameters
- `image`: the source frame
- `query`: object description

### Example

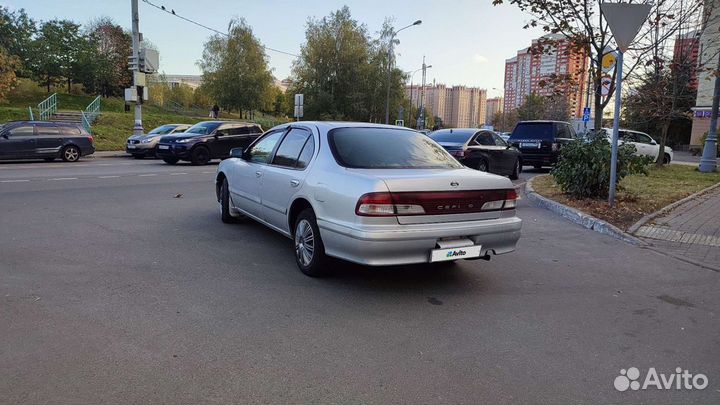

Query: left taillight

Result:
[449,149,465,158]
[88,136,94,143]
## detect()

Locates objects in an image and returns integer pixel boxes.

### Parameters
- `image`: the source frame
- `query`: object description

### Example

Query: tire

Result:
[509,159,521,180]
[663,153,671,165]
[44,157,55,162]
[61,145,80,162]
[220,178,241,224]
[476,159,489,172]
[132,154,144,159]
[293,209,329,277]
[163,157,179,165]
[190,146,211,166]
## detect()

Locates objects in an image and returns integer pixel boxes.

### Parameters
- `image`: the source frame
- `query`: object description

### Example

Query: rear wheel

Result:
[61,145,80,162]
[476,159,489,172]
[294,209,329,277]
[510,159,521,180]
[663,153,671,165]
[190,146,211,166]
[163,157,179,165]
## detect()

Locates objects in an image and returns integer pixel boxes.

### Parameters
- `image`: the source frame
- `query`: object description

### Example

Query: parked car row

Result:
[0,121,95,162]
[127,121,264,165]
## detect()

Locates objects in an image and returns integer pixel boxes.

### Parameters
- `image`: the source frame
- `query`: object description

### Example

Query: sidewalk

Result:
[634,184,720,271]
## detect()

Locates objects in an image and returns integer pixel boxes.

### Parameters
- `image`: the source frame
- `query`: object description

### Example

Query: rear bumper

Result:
[81,145,95,156]
[318,215,522,266]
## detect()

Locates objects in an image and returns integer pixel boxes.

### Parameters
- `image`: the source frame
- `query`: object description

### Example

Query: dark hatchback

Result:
[429,128,522,180]
[156,121,263,165]
[507,120,576,168]
[0,121,95,162]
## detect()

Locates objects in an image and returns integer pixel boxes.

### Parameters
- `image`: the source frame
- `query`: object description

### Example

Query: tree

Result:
[0,6,36,77]
[84,17,132,97]
[493,0,704,126]
[290,7,407,121]
[517,93,546,120]
[0,46,20,101]
[28,20,76,92]
[492,109,519,132]
[199,18,274,116]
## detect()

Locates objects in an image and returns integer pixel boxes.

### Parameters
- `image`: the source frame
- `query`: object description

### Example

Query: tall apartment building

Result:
[673,31,701,89]
[486,97,504,124]
[503,34,589,118]
[405,85,487,128]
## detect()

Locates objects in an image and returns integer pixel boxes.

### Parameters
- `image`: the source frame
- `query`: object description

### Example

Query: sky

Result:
[7,0,547,97]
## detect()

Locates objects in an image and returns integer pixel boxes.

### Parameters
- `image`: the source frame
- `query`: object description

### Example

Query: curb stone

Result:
[627,181,720,234]
[525,176,648,246]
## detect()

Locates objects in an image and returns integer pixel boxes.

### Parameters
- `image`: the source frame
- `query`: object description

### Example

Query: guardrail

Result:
[28,107,34,120]
[38,93,57,120]
[81,96,101,133]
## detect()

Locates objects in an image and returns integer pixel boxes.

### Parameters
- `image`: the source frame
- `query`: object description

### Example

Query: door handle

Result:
[255,171,262,177]
[290,179,300,187]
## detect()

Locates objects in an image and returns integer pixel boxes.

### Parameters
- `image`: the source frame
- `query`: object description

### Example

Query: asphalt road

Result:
[1,156,718,405]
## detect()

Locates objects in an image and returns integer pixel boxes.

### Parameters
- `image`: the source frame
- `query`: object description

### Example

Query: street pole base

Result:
[699,139,718,173]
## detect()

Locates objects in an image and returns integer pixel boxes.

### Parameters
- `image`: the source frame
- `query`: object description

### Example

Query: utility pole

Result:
[131,0,144,135]
[418,56,428,130]
[384,20,421,125]
[699,50,720,173]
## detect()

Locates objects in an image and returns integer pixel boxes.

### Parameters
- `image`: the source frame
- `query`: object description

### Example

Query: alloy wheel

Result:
[63,147,79,162]
[294,219,315,267]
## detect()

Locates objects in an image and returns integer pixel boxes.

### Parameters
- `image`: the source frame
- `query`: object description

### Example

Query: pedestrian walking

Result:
[212,104,220,119]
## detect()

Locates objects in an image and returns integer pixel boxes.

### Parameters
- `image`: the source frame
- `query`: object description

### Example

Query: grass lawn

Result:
[1,79,289,151]
[532,165,720,230]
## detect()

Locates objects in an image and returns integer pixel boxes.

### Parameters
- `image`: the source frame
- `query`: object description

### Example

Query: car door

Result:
[34,123,64,156]
[1,124,36,158]
[209,124,233,158]
[492,132,517,174]
[468,131,506,173]
[227,129,286,218]
[635,132,657,159]
[261,127,315,232]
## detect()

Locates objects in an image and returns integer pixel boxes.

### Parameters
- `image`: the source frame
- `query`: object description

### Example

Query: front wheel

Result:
[61,145,80,162]
[509,159,521,180]
[294,209,329,277]
[163,157,179,165]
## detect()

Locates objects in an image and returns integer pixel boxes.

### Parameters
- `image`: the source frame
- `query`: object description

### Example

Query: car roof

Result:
[281,121,419,132]
[516,120,570,124]
[3,120,80,127]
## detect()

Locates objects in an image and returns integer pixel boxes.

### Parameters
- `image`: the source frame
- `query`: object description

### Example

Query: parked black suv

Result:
[507,120,577,168]
[156,121,263,165]
[0,121,95,162]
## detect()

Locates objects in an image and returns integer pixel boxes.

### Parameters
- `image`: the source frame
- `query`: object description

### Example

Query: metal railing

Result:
[38,93,57,120]
[28,107,34,120]
[81,96,101,133]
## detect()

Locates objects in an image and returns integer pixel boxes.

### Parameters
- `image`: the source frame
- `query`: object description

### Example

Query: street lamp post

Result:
[699,51,720,173]
[408,65,431,128]
[385,20,421,125]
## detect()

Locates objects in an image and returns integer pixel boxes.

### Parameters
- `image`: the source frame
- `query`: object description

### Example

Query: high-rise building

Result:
[405,84,488,128]
[486,97,504,125]
[503,34,589,118]
[690,0,720,148]
[673,31,701,89]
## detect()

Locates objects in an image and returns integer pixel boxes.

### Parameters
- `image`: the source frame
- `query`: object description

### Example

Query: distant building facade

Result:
[673,31,701,89]
[154,74,203,89]
[690,0,720,147]
[503,34,589,118]
[486,97,504,124]
[406,84,487,128]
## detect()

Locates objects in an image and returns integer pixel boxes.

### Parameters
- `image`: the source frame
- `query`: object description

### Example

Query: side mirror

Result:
[651,139,657,145]
[230,147,244,159]
[0,133,7,139]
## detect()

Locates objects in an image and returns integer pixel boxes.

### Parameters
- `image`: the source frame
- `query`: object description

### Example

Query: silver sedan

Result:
[126,124,191,158]
[216,122,522,276]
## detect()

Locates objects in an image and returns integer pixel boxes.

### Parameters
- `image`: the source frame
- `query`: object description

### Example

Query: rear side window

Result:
[329,127,462,169]
[36,125,59,136]
[297,136,315,169]
[60,126,82,136]
[475,132,495,146]
[509,122,555,141]
[272,128,311,168]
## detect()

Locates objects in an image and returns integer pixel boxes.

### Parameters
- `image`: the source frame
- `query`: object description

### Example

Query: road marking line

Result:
[0,179,30,183]
[138,174,157,177]
[169,172,187,175]
[48,177,77,181]
[201,171,214,174]
[98,175,120,179]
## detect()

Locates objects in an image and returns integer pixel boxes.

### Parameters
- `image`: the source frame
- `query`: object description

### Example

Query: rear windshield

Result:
[328,127,462,169]
[509,122,555,140]
[429,130,474,143]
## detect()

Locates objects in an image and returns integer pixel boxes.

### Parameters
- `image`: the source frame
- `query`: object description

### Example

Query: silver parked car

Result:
[126,124,191,158]
[216,122,522,276]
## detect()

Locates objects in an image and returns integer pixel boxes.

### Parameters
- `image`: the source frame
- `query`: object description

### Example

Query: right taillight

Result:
[355,189,519,217]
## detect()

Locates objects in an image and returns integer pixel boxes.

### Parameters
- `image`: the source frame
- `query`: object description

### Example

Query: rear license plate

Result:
[430,245,482,262]
[521,142,540,148]
[158,145,170,150]
[127,144,136,149]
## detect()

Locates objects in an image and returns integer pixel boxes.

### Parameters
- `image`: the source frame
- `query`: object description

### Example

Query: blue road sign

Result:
[582,107,591,122]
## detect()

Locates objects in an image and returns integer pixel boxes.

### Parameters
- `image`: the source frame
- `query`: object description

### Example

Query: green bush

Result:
[699,132,720,157]
[551,137,652,199]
